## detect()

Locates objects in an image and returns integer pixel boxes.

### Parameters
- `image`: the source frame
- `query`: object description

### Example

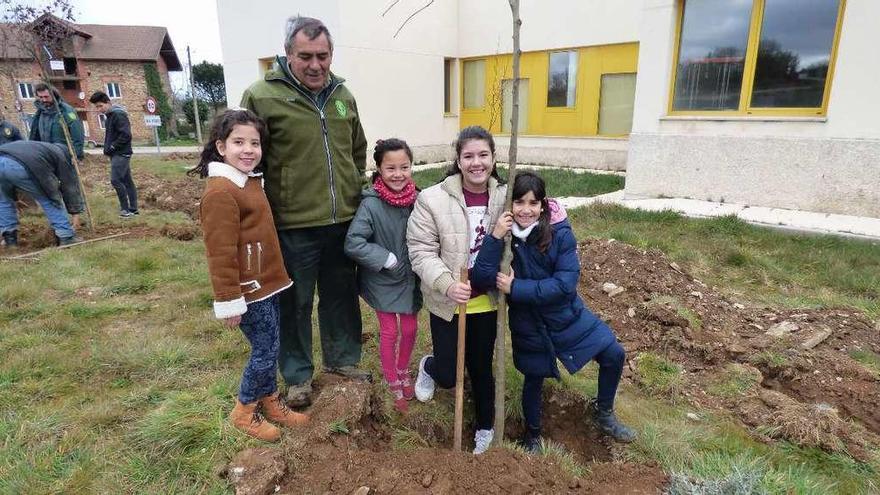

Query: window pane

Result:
[672,0,753,111]
[548,51,577,107]
[751,0,839,108]
[599,73,637,135]
[463,60,485,109]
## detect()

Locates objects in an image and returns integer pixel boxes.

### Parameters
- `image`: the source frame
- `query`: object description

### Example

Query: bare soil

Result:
[579,239,880,459]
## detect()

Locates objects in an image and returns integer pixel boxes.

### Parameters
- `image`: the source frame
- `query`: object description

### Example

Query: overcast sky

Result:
[67,0,223,93]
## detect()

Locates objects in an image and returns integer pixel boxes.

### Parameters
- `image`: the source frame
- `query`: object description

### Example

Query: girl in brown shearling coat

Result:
[190,109,307,442]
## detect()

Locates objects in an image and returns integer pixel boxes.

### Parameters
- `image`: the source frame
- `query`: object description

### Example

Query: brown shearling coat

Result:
[200,162,292,319]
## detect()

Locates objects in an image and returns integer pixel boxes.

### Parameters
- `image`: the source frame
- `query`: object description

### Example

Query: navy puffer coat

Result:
[472,215,616,379]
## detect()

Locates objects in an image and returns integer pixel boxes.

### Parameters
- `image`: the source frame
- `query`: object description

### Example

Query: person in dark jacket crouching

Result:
[0,141,84,248]
[472,172,636,453]
[90,91,138,218]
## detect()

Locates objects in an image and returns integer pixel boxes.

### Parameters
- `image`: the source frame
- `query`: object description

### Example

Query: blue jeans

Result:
[521,341,625,433]
[238,295,281,404]
[0,155,75,239]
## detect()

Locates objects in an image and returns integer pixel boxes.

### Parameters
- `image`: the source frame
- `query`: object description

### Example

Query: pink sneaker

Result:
[398,369,415,401]
[389,380,408,413]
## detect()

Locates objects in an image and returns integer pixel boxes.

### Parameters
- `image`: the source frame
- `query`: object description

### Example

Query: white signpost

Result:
[144,96,161,153]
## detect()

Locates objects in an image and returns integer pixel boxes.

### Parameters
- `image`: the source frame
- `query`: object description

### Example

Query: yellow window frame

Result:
[667,0,846,117]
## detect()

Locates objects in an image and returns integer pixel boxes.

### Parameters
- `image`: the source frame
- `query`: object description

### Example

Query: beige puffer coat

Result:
[406,173,507,321]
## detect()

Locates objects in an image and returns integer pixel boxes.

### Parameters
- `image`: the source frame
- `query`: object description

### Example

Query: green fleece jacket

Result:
[241,57,368,230]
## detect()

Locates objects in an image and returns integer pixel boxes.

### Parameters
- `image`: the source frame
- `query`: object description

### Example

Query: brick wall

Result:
[1,59,178,146]
[0,60,43,134]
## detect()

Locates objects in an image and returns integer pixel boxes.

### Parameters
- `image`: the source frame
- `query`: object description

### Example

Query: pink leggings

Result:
[376,311,418,384]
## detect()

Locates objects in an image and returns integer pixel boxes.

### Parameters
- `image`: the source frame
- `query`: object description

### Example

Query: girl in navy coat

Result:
[472,172,636,452]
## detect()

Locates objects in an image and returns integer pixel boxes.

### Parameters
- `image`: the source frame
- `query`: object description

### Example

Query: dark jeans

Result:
[110,154,137,212]
[522,340,625,433]
[238,295,280,404]
[276,222,362,385]
[425,311,497,431]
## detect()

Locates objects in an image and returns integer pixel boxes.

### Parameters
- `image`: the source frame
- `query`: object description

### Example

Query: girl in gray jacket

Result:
[344,139,422,413]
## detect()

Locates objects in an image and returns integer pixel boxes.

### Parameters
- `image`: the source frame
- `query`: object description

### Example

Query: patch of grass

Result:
[633,352,683,399]
[849,349,880,378]
[391,427,429,450]
[750,350,789,369]
[412,165,623,197]
[539,439,588,478]
[707,364,761,399]
[328,419,350,435]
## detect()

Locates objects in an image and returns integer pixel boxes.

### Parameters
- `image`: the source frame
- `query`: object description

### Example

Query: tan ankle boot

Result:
[260,392,309,428]
[230,399,280,442]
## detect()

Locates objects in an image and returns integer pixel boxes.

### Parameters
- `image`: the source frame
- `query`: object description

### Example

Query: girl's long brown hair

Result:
[188,109,269,178]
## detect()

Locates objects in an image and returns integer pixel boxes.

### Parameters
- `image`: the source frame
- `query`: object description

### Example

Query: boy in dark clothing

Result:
[90,91,138,217]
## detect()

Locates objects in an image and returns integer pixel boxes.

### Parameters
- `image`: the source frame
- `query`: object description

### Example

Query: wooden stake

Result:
[2,232,129,260]
[452,267,469,451]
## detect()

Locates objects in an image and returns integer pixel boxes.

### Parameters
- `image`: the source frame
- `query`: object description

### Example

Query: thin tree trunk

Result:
[493,0,521,445]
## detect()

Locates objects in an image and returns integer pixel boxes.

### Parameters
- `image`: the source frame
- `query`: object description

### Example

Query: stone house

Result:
[0,15,182,145]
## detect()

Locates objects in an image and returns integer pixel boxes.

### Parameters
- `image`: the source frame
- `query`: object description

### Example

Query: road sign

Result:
[145,96,158,115]
[144,115,162,127]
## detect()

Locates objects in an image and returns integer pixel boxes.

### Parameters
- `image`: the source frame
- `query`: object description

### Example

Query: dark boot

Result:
[57,235,84,246]
[2,230,18,248]
[521,426,542,454]
[588,398,636,443]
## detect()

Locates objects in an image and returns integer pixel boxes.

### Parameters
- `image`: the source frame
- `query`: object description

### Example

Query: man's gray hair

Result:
[284,16,333,54]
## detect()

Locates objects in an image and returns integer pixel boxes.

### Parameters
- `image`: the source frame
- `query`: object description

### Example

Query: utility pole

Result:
[187,45,203,143]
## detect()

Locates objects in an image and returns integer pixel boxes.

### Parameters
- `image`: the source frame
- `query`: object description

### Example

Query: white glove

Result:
[383,252,398,269]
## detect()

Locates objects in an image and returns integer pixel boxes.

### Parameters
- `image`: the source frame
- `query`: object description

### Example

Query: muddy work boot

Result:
[323,365,372,382]
[259,391,309,428]
[1,230,18,248]
[229,399,280,442]
[286,380,313,408]
[588,398,636,443]
[57,235,83,246]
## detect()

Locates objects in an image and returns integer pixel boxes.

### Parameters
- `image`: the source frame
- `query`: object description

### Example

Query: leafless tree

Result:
[0,0,93,230]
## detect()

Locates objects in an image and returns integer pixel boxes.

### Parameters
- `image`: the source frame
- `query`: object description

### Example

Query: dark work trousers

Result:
[238,295,280,404]
[276,222,362,386]
[521,340,626,434]
[425,311,497,431]
[110,154,137,212]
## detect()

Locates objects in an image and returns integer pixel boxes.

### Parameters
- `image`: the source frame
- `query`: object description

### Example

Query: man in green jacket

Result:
[29,83,85,160]
[241,15,369,406]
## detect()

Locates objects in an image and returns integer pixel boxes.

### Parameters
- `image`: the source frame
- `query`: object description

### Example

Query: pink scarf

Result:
[373,177,417,207]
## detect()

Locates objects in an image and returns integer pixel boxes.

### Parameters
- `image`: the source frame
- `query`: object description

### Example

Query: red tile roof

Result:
[0,17,182,70]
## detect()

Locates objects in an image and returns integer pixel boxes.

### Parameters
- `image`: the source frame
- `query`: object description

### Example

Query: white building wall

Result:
[627,0,880,217]
[457,0,641,56]
[217,0,460,162]
[218,0,644,165]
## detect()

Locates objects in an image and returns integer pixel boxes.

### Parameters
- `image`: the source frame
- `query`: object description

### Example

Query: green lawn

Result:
[412,165,624,197]
[1,163,878,493]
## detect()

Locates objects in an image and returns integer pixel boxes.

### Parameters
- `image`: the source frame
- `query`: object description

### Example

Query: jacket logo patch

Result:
[3,128,10,136]
[334,100,347,117]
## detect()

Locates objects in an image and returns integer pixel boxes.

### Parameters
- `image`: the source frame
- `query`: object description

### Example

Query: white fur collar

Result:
[207,162,262,188]
[512,221,538,240]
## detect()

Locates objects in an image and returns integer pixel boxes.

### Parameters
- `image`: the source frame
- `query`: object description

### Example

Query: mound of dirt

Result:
[225,374,666,495]
[578,239,880,457]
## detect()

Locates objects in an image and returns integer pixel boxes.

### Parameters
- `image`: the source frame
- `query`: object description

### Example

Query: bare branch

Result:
[381,0,401,17]
[393,0,434,38]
